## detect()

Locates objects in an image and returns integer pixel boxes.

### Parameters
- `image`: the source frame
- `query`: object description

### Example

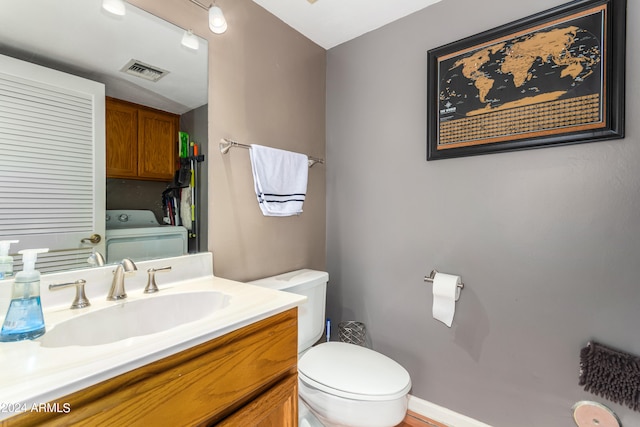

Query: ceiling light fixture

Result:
[189,0,227,35]
[181,30,200,50]
[102,0,126,16]
[208,6,227,34]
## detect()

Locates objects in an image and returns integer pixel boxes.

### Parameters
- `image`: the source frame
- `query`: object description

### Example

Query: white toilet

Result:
[250,269,411,427]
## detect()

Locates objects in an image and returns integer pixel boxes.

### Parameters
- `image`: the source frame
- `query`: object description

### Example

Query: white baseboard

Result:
[408,395,493,427]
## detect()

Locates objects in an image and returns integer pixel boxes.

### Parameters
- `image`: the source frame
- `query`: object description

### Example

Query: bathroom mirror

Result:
[0,0,208,274]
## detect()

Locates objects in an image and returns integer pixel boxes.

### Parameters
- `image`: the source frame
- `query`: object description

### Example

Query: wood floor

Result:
[397,410,448,427]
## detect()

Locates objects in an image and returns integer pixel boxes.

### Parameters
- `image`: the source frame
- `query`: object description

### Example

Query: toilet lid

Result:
[298,342,411,401]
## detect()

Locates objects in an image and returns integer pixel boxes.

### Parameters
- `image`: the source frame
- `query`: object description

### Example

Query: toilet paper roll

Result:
[432,272,461,327]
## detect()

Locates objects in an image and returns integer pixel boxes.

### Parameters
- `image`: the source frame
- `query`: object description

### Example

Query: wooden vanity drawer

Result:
[4,308,298,427]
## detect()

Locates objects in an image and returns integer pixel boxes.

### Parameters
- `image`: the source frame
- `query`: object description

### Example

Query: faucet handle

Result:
[144,266,172,294]
[49,279,90,309]
[107,259,137,301]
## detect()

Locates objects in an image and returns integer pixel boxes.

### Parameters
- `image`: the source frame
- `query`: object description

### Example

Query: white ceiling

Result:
[0,0,442,114]
[0,0,208,115]
[252,0,443,50]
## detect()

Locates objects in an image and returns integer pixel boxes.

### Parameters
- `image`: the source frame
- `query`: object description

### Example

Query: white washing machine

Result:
[105,210,188,263]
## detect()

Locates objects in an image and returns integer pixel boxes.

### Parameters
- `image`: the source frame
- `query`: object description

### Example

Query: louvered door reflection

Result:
[0,54,105,273]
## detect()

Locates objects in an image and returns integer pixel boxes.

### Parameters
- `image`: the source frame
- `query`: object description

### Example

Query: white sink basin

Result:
[38,291,230,348]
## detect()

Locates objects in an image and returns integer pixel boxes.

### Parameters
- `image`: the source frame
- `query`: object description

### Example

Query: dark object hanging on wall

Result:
[426,0,627,160]
[579,341,640,411]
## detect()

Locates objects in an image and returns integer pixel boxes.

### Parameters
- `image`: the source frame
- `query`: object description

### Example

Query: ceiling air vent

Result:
[120,59,169,82]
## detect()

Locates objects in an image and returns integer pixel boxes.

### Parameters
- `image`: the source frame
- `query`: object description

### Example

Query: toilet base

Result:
[299,379,408,427]
[299,397,326,427]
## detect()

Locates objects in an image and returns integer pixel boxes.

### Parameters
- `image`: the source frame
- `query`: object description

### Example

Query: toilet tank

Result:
[249,269,328,353]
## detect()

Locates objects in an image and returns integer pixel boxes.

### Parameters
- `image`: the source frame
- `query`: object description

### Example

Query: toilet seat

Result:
[298,342,411,401]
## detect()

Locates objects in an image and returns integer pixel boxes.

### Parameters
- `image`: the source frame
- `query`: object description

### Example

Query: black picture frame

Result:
[426,0,626,160]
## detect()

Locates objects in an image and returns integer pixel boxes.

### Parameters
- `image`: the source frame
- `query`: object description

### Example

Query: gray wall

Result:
[181,104,209,253]
[132,0,327,283]
[106,179,167,222]
[325,0,640,426]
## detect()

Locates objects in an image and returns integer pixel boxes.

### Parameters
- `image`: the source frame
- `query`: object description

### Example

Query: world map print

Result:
[437,9,604,146]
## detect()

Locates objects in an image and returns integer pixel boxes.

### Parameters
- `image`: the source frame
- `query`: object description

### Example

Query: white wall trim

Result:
[408,395,493,427]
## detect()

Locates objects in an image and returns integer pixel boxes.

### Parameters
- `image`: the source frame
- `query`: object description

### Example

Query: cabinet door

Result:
[137,109,177,181]
[106,98,138,178]
[218,374,298,427]
[5,308,298,426]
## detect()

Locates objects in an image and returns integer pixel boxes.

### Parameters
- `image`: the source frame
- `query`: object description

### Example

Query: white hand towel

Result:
[249,144,308,216]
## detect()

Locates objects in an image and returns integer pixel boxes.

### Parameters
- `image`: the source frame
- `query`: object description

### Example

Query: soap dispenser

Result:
[0,240,19,280]
[0,248,48,342]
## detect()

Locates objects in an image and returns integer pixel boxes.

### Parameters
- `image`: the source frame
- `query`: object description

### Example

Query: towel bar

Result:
[219,138,324,167]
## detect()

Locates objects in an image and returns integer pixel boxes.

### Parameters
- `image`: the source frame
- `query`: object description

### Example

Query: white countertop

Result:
[0,253,305,420]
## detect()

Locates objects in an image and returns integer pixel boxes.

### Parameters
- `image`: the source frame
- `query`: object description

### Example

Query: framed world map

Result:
[426,0,626,160]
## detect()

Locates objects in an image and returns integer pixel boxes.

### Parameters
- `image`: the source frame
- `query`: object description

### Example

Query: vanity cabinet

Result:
[106,97,179,182]
[6,308,299,426]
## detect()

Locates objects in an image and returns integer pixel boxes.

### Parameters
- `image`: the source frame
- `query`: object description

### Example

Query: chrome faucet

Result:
[87,251,105,267]
[107,258,137,301]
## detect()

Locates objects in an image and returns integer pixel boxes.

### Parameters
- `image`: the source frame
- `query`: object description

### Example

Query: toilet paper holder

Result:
[424,269,465,289]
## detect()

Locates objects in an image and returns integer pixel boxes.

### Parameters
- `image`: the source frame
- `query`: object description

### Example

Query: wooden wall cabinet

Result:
[5,308,299,427]
[106,97,179,182]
